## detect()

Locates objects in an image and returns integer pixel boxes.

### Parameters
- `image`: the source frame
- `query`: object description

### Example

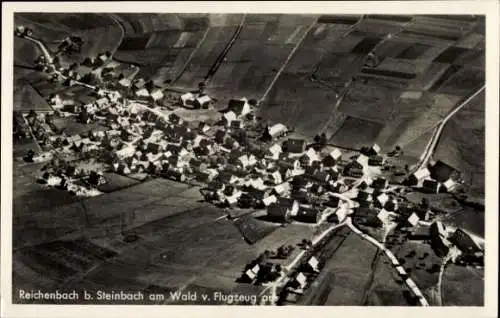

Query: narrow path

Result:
[203,14,246,85]
[409,85,485,175]
[108,14,126,56]
[259,17,319,103]
[171,25,212,85]
[346,217,430,306]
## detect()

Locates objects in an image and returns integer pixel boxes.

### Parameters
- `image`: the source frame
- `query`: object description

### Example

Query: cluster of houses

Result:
[14,25,33,37]
[240,243,320,295]
[407,160,461,194]
[409,220,483,266]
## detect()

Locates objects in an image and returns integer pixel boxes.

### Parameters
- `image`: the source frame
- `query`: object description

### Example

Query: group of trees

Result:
[58,36,84,56]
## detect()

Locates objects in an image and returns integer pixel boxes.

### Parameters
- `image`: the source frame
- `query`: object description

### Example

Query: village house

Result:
[448,228,483,259]
[429,160,458,183]
[222,110,238,127]
[409,224,431,240]
[135,87,150,99]
[422,179,441,194]
[179,92,196,107]
[289,272,308,294]
[377,208,398,225]
[168,113,183,126]
[301,147,321,166]
[372,177,389,190]
[430,221,451,257]
[266,123,288,140]
[294,207,323,224]
[267,203,292,223]
[407,168,431,186]
[407,212,420,227]
[322,149,342,167]
[118,77,132,88]
[150,89,164,103]
[282,138,306,154]
[267,143,282,160]
[227,98,252,118]
[194,94,212,109]
[368,155,384,166]
[343,160,364,178]
[442,178,458,193]
[263,194,278,207]
[365,143,381,156]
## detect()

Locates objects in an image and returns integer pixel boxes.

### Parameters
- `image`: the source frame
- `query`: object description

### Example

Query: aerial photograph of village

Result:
[12,13,485,306]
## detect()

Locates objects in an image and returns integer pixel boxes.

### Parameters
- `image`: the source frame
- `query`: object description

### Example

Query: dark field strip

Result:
[433,46,469,64]
[318,15,360,25]
[428,64,462,92]
[118,36,151,51]
[396,43,431,60]
[360,67,416,80]
[350,36,383,55]
[366,15,414,23]
[402,30,462,42]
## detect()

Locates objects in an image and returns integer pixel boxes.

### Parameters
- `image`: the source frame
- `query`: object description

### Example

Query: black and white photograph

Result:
[1,1,498,318]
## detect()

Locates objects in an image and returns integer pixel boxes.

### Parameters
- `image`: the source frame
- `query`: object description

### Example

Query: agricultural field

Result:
[434,90,485,196]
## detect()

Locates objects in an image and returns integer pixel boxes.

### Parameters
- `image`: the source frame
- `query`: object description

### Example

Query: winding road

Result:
[409,85,485,175]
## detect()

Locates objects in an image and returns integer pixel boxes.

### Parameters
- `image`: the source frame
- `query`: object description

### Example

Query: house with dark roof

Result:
[282,138,306,154]
[372,177,389,190]
[368,155,384,166]
[168,113,182,125]
[422,179,441,194]
[294,207,322,224]
[343,161,364,178]
[448,229,482,255]
[227,98,252,117]
[429,160,457,183]
[267,203,292,223]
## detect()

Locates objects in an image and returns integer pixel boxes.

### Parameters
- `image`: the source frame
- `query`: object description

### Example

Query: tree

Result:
[320,133,327,146]
[421,198,429,209]
[313,134,321,144]
[395,145,401,151]
[197,82,206,94]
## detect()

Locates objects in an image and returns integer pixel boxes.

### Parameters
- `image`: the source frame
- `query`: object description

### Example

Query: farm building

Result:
[194,95,212,109]
[227,98,252,117]
[267,123,288,139]
[372,177,389,190]
[422,179,441,194]
[407,168,431,186]
[180,92,196,107]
